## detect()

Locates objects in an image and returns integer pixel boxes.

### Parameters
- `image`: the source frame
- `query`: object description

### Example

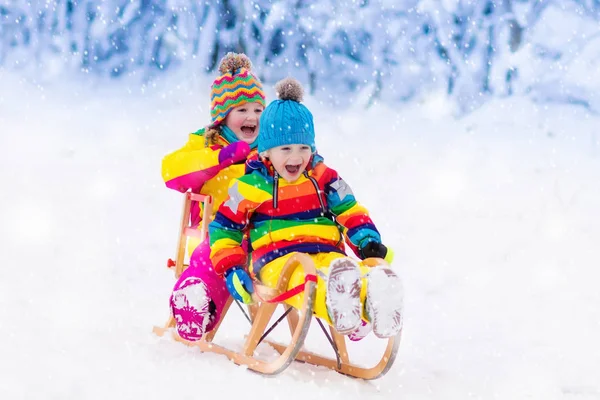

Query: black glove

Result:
[359,242,388,260]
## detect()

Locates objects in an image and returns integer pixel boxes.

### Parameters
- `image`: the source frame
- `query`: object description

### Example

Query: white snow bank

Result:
[1,69,599,399]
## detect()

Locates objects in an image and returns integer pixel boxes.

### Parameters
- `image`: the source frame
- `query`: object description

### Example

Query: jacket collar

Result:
[246,153,324,178]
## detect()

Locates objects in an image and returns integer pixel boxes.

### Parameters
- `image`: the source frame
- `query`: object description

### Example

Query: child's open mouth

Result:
[285,164,301,174]
[240,126,256,137]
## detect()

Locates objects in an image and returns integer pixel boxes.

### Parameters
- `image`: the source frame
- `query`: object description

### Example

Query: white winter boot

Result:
[325,258,363,335]
[365,266,403,338]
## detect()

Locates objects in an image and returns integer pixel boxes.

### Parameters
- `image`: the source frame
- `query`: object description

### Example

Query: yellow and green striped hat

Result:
[210,53,266,127]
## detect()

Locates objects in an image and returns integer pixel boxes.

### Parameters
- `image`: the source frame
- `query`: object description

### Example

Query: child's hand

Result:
[218,141,251,167]
[360,242,394,264]
[225,267,254,304]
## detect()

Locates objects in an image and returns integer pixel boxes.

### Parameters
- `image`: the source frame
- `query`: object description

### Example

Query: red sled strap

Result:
[263,274,318,303]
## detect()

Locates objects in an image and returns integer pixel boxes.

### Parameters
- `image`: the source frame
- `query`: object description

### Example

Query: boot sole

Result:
[366,266,403,338]
[326,258,362,335]
[170,278,212,341]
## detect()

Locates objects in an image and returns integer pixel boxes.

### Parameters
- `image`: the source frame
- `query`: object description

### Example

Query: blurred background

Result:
[1,0,599,113]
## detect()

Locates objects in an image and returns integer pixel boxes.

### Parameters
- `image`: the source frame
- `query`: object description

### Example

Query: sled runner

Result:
[153,192,401,379]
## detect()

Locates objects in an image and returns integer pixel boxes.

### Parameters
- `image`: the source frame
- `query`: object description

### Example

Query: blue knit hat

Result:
[258,78,316,154]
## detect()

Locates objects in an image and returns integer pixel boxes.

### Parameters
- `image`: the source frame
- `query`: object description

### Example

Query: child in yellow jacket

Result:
[161,53,266,341]
[209,78,403,339]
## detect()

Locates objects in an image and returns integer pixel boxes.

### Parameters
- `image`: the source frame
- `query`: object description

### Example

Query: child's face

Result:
[224,102,264,144]
[266,144,313,182]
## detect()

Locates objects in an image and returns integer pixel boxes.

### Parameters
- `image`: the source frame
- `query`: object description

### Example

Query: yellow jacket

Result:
[161,129,251,252]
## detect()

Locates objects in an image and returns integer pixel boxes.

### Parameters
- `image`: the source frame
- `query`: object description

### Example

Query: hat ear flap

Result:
[306,154,315,171]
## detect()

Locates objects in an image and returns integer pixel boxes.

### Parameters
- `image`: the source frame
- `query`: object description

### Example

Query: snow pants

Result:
[170,240,229,340]
[257,252,371,326]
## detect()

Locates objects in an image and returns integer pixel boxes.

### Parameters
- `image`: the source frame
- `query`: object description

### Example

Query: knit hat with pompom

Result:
[257,77,316,153]
[210,52,266,127]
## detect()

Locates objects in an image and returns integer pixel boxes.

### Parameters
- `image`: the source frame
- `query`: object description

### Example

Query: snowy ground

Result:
[1,69,599,400]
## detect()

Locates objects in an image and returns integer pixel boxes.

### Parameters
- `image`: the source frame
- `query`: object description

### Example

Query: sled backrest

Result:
[167,192,213,278]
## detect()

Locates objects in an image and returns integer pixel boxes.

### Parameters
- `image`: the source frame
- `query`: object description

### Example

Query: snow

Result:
[1,69,600,399]
[516,3,600,112]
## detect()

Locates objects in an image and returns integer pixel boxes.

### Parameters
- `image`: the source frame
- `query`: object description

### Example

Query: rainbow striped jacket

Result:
[209,155,381,277]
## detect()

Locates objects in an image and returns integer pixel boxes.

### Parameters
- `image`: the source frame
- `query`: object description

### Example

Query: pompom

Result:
[275,77,304,102]
[218,52,252,75]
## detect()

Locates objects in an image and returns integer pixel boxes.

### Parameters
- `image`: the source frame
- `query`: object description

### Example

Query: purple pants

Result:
[169,241,230,341]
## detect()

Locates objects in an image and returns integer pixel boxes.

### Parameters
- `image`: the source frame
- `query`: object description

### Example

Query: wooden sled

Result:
[153,192,402,379]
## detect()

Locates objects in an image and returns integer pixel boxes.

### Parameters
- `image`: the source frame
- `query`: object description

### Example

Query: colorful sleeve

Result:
[209,176,265,276]
[324,167,381,252]
[161,133,224,192]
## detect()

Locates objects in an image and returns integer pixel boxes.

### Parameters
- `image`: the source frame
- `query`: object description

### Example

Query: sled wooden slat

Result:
[198,194,212,241]
[204,296,233,343]
[285,306,299,336]
[152,315,176,337]
[173,194,192,278]
[172,193,213,278]
[248,303,259,322]
[330,327,350,365]
[264,330,401,380]
[183,227,204,238]
[171,335,263,369]
[243,302,278,356]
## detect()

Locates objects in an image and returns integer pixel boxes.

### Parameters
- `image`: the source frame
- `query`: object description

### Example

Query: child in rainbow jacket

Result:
[161,53,266,341]
[209,78,403,339]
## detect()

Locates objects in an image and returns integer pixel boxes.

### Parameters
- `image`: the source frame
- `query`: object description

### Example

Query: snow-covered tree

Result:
[1,0,599,111]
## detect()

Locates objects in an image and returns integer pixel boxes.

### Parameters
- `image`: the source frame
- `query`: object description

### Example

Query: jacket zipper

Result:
[305,171,344,248]
[305,171,326,215]
[273,171,279,209]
